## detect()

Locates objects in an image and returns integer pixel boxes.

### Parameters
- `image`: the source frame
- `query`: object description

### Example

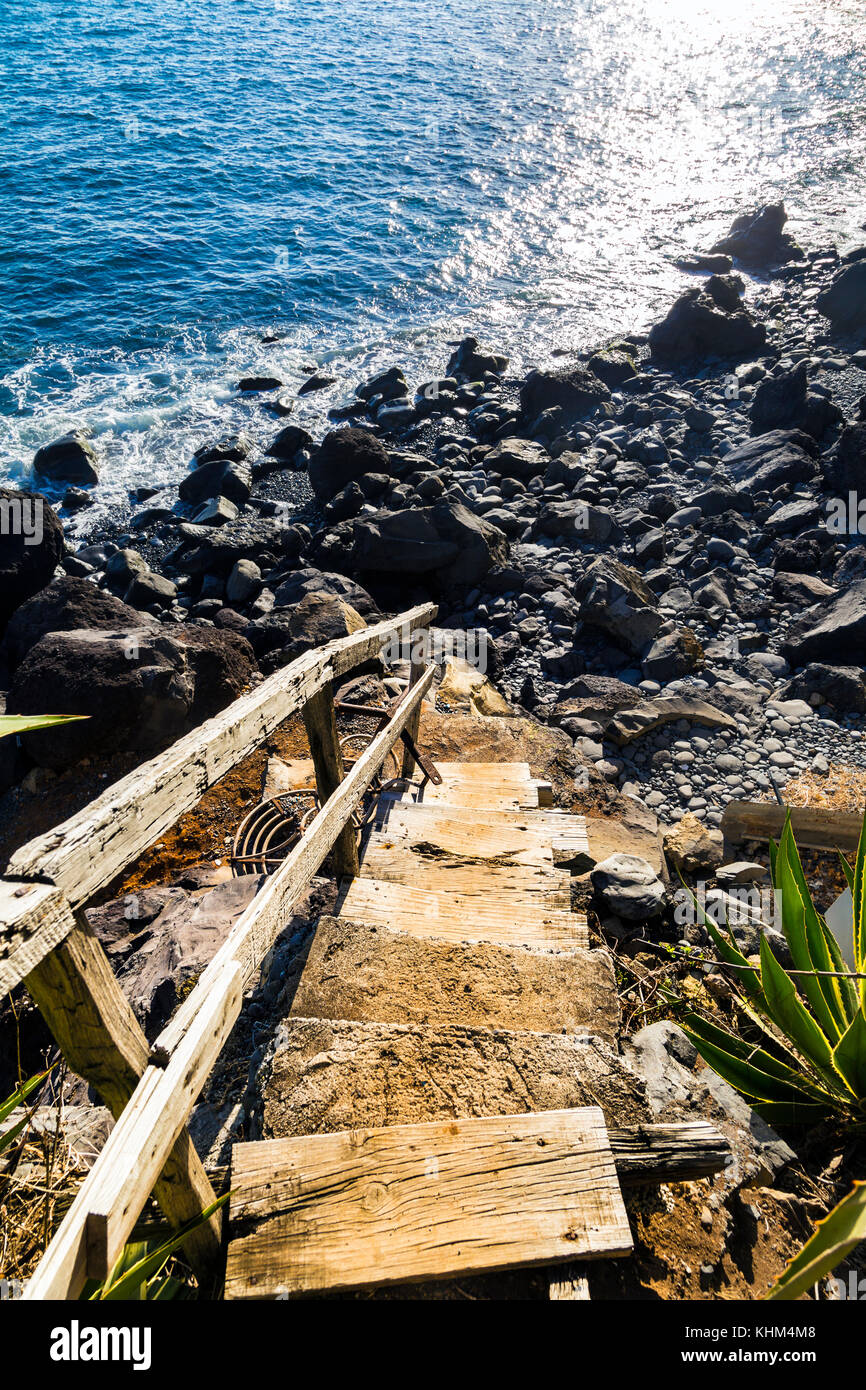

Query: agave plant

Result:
[681,808,866,1126]
[0,714,88,740]
[767,1180,866,1300]
[0,1069,53,1155]
[82,1194,229,1301]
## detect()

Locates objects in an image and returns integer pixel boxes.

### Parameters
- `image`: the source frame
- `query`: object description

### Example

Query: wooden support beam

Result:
[24,958,243,1300]
[549,1265,591,1300]
[302,683,359,879]
[608,1122,731,1186]
[721,800,863,855]
[23,912,223,1287]
[0,602,437,992]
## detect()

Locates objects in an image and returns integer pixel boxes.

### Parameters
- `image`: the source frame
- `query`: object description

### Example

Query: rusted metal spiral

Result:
[230,790,319,876]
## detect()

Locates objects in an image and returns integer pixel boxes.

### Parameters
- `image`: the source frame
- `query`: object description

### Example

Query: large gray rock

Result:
[649,277,766,364]
[0,487,65,634]
[709,202,802,267]
[3,579,154,670]
[246,591,365,665]
[823,423,866,491]
[591,852,667,920]
[178,457,252,508]
[87,877,264,1038]
[170,516,304,576]
[783,582,866,666]
[308,427,390,502]
[625,1021,794,1192]
[7,624,256,768]
[347,501,508,589]
[817,260,866,336]
[519,361,610,425]
[775,663,866,713]
[722,428,819,492]
[575,557,663,654]
[33,430,100,485]
[483,437,548,479]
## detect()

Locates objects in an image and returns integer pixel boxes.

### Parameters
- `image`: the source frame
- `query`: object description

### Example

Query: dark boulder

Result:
[7,625,255,769]
[782,582,866,666]
[246,592,365,666]
[271,567,379,618]
[0,487,65,634]
[445,336,508,382]
[356,366,409,403]
[308,428,390,502]
[723,429,819,492]
[823,423,866,491]
[237,375,282,392]
[298,372,337,395]
[816,261,866,336]
[170,516,305,576]
[483,437,548,479]
[776,663,866,714]
[575,557,663,655]
[648,280,765,364]
[2,577,153,669]
[263,424,314,467]
[519,362,610,426]
[586,348,638,387]
[33,431,100,486]
[338,501,508,589]
[178,458,252,508]
[192,435,251,467]
[710,202,803,267]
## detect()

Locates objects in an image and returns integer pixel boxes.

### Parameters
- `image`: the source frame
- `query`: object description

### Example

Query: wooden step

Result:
[359,826,572,907]
[370,800,589,864]
[386,761,538,811]
[224,1107,632,1298]
[289,917,616,1038]
[334,876,587,948]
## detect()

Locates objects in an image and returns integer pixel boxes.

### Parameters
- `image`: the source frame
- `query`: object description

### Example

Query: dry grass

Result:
[778,763,866,813]
[0,1065,91,1290]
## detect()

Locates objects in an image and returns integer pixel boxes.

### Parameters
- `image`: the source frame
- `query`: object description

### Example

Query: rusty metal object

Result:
[335,694,442,786]
[231,791,319,876]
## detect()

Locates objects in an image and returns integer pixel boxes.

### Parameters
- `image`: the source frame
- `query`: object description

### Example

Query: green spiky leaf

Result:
[767,1181,866,1301]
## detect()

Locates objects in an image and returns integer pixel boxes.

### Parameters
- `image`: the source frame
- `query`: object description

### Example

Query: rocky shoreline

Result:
[3,202,866,830]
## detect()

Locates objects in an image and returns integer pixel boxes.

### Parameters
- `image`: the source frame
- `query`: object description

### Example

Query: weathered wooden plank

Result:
[153,664,438,1056]
[359,832,572,907]
[302,683,359,878]
[608,1122,732,1186]
[23,913,222,1283]
[721,800,863,854]
[335,876,588,949]
[24,958,243,1299]
[400,646,428,780]
[372,801,589,858]
[224,1107,632,1298]
[549,1265,591,1300]
[0,603,436,989]
[0,881,78,998]
[387,761,535,811]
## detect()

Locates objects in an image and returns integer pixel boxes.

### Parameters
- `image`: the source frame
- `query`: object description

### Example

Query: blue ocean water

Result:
[1,0,864,516]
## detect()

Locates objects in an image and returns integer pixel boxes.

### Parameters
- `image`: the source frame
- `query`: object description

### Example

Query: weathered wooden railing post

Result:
[302,681,360,878]
[24,911,223,1285]
[401,618,430,781]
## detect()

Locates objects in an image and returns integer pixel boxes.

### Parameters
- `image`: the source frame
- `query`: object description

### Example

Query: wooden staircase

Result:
[223,762,634,1299]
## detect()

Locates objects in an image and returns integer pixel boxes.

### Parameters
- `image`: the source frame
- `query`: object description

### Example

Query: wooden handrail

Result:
[24,661,437,1299]
[0,603,437,993]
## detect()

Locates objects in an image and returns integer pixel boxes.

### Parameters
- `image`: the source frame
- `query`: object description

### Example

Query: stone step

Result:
[256,1016,651,1140]
[288,916,617,1038]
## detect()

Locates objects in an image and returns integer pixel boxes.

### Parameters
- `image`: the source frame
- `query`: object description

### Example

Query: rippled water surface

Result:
[1,0,864,510]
